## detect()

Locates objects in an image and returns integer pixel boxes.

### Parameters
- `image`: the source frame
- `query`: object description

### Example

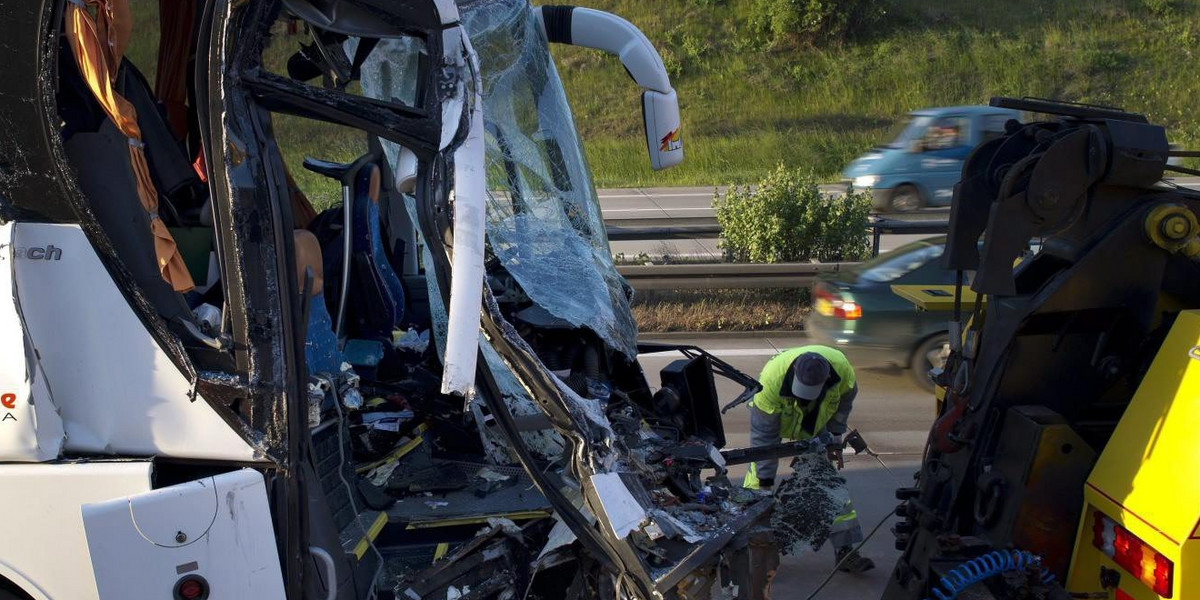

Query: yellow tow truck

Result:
[883,97,1200,600]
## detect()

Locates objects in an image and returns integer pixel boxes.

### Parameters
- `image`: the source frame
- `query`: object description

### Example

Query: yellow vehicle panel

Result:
[1067,310,1200,599]
[890,284,980,312]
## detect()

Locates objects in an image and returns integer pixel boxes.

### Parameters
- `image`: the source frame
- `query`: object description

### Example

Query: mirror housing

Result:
[644,89,682,170]
[537,5,683,171]
[910,139,925,153]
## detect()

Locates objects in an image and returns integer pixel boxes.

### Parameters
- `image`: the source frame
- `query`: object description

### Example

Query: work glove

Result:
[818,431,845,468]
[826,444,845,469]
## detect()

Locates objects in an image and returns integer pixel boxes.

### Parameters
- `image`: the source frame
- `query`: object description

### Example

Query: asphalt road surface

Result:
[638,332,933,600]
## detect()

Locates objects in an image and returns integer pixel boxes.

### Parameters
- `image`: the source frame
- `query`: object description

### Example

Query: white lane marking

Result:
[600,207,713,213]
[597,193,715,199]
[637,347,782,360]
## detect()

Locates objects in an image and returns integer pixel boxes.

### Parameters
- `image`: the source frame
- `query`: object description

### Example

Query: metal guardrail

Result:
[606,215,949,290]
[606,224,722,241]
[616,262,860,290]
[605,216,948,246]
[868,217,950,255]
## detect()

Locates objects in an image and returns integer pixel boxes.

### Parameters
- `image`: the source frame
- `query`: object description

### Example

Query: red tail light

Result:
[813,283,862,320]
[1092,509,1174,597]
[174,575,209,600]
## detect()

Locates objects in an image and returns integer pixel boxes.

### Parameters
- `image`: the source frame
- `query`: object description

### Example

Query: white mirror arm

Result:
[535,6,684,171]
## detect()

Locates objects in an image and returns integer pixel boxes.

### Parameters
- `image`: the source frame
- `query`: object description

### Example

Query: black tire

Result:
[890,184,923,212]
[909,333,949,392]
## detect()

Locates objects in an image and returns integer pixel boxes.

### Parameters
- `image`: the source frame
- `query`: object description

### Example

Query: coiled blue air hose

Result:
[927,550,1055,600]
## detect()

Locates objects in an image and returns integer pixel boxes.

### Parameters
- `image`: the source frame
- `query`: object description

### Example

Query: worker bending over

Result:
[743,345,875,573]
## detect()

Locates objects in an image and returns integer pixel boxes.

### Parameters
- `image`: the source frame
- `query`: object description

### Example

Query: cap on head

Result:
[790,352,831,401]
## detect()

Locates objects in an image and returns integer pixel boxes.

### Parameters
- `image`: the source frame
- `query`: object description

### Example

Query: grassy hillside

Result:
[125,0,1200,194]
[556,0,1200,186]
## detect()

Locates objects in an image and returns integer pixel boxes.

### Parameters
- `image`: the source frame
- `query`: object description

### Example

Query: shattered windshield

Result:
[461,0,639,359]
[358,0,638,359]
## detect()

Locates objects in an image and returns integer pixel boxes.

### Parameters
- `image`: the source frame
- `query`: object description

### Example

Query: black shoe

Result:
[835,546,876,574]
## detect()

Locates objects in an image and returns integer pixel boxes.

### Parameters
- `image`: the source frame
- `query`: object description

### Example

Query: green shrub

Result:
[751,0,889,46]
[714,166,872,263]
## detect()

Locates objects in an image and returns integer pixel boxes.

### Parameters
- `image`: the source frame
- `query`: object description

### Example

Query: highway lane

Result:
[602,185,946,258]
[637,332,934,599]
[603,178,1200,259]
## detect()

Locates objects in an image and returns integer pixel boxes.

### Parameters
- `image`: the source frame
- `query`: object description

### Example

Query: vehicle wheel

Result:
[910,333,949,392]
[890,184,923,212]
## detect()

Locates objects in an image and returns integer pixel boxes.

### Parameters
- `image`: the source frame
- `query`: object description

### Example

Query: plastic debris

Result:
[341,387,364,410]
[394,327,431,353]
[192,303,221,335]
[306,380,328,428]
[363,412,413,433]
[367,461,400,487]
[476,467,510,483]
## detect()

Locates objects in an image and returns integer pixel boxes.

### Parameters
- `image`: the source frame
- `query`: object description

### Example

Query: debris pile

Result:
[772,451,851,555]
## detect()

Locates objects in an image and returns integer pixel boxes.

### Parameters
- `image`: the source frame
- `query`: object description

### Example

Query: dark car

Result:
[807,236,955,390]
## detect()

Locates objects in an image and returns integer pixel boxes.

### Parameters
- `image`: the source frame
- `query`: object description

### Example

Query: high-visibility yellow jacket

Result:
[743,345,857,489]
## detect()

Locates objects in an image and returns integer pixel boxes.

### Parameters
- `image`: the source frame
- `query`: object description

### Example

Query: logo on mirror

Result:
[659,129,682,152]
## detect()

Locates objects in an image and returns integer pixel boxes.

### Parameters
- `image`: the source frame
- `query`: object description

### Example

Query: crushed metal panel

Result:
[402,195,567,461]
[592,472,648,540]
[0,223,63,461]
[397,518,531,599]
[11,224,258,461]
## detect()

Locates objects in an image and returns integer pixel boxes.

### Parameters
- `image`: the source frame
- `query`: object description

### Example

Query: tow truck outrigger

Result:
[0,1,785,599]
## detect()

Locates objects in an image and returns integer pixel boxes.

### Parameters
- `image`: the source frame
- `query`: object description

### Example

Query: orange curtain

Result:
[65,0,195,292]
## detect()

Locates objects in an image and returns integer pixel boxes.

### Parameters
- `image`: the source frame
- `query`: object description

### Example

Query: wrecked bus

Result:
[0,0,784,598]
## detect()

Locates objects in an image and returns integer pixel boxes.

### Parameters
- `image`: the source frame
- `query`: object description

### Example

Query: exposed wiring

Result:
[329,377,388,582]
[802,447,901,600]
[802,509,892,600]
[926,550,1054,600]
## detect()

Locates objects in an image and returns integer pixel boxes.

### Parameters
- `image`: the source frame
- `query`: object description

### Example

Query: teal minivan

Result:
[842,105,1021,212]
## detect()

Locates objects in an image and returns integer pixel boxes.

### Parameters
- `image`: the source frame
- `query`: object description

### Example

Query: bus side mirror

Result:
[644,89,682,170]
[537,5,683,171]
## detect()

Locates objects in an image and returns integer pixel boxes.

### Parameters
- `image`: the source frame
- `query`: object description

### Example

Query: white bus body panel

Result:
[0,223,65,461]
[10,223,258,461]
[82,469,285,600]
[0,461,153,600]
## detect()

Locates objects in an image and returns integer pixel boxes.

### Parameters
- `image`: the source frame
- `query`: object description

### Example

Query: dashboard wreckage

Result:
[0,0,815,599]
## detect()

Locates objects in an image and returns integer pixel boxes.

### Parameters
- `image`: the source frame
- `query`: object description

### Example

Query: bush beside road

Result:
[716,166,873,263]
